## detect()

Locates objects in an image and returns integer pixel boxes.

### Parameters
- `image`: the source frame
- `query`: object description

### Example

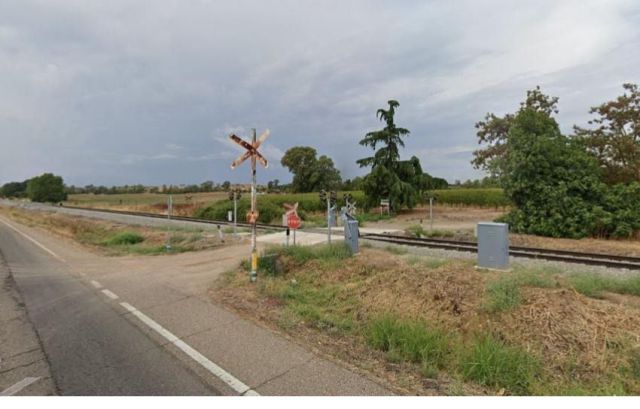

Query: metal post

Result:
[217,225,224,242]
[327,197,331,244]
[286,227,290,247]
[166,195,172,252]
[250,128,258,282]
[429,197,434,231]
[293,229,296,246]
[233,191,238,238]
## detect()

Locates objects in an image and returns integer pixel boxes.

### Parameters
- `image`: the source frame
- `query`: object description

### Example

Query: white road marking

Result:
[0,218,66,263]
[101,289,119,300]
[91,280,103,289]
[0,377,40,396]
[119,302,258,396]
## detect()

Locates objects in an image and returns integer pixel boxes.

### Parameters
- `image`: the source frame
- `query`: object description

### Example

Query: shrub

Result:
[460,334,540,395]
[104,231,145,246]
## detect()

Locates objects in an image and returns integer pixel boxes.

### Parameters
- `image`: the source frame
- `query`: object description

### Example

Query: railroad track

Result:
[60,205,288,231]
[55,205,640,270]
[360,233,640,270]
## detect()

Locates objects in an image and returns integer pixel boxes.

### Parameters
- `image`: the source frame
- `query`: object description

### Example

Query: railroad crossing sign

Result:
[229,128,270,282]
[230,129,270,170]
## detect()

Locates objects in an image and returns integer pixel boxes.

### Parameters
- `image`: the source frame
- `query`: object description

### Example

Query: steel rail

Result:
[360,233,640,270]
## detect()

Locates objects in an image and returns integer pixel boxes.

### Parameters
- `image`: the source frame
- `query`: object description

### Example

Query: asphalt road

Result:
[0,221,220,396]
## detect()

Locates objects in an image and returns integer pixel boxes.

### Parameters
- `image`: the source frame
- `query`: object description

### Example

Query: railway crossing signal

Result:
[229,128,270,282]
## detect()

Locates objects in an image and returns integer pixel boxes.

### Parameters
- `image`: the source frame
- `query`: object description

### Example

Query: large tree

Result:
[357,100,426,210]
[472,86,559,181]
[574,83,640,184]
[280,146,341,193]
[26,173,67,203]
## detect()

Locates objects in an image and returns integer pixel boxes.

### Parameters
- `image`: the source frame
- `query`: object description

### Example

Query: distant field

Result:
[66,189,508,213]
[431,188,510,208]
[66,192,228,207]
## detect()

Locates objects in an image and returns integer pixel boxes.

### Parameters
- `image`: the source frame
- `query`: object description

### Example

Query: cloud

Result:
[0,0,638,186]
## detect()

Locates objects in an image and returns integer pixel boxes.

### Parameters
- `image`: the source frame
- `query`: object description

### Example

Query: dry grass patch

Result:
[0,206,225,256]
[214,245,640,395]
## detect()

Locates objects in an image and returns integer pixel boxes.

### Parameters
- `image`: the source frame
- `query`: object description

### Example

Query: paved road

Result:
[0,220,219,395]
[0,210,392,396]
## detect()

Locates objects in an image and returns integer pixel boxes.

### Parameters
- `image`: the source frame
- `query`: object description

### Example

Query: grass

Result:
[104,231,144,246]
[367,315,452,369]
[484,276,522,313]
[1,206,222,256]
[460,334,540,395]
[407,255,447,269]
[567,273,640,298]
[218,243,640,396]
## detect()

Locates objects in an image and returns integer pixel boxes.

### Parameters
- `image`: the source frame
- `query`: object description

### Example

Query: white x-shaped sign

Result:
[229,129,270,169]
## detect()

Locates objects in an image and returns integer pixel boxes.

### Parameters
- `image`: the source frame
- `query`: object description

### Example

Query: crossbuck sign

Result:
[229,128,270,282]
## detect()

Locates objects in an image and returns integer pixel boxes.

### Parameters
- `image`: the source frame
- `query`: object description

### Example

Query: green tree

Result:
[0,180,29,198]
[574,83,640,184]
[26,173,67,203]
[280,146,341,192]
[503,108,607,238]
[357,100,421,209]
[472,86,559,181]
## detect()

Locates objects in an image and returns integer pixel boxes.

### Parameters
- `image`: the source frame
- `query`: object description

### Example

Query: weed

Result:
[104,231,145,246]
[407,255,447,269]
[460,334,539,395]
[484,277,522,312]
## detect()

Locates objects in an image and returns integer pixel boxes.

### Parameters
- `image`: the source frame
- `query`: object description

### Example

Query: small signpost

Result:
[380,198,390,215]
[229,128,270,282]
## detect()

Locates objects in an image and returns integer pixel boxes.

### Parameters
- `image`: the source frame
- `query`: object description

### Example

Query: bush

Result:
[105,231,145,246]
[460,334,540,395]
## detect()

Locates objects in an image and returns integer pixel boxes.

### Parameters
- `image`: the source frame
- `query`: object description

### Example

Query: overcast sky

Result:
[1,0,639,187]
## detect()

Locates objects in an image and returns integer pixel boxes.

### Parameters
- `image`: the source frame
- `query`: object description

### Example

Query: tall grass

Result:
[460,334,540,395]
[367,315,452,370]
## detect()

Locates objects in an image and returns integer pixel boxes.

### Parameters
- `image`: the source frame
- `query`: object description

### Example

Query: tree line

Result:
[0,173,67,203]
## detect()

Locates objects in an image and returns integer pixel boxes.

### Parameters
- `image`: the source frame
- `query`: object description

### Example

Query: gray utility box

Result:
[341,210,359,254]
[477,222,509,270]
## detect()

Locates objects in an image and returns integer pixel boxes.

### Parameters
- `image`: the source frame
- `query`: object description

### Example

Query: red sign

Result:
[287,213,301,229]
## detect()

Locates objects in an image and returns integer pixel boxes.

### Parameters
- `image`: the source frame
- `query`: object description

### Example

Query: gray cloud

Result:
[0,0,638,186]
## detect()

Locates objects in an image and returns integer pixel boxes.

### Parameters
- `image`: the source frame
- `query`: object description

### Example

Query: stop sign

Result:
[287,213,301,229]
